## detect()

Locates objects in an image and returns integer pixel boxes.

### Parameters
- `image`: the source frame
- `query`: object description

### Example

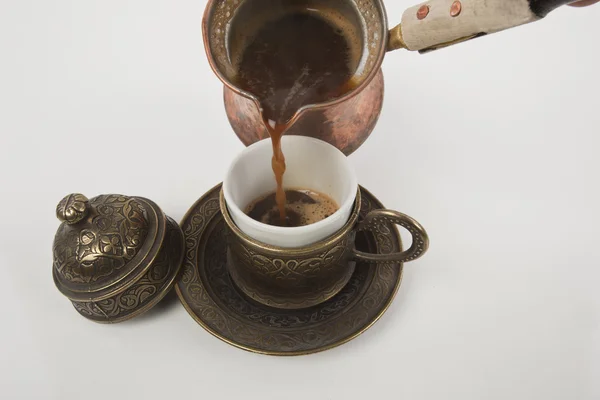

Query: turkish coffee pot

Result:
[203,0,580,155]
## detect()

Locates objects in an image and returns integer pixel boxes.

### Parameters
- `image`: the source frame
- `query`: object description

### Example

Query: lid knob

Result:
[56,194,89,224]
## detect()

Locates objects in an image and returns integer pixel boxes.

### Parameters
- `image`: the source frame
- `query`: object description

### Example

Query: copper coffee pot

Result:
[203,0,578,155]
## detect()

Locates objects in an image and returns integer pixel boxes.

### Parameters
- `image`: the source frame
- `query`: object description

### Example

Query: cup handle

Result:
[353,209,429,263]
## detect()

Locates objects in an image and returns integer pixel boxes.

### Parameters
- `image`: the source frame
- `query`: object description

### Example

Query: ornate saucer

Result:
[176,183,403,356]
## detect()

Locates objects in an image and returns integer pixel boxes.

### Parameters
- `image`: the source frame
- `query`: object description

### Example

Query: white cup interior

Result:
[223,136,358,248]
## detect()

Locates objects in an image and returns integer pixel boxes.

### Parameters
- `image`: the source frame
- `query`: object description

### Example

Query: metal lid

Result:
[52,193,167,302]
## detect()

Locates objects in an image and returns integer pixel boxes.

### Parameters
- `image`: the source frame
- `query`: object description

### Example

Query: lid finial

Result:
[56,194,89,224]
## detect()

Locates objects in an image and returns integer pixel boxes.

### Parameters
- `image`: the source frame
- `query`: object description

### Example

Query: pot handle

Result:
[388,0,579,53]
[353,209,429,263]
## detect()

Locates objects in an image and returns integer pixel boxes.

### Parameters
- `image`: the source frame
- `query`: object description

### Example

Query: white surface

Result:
[224,136,357,247]
[1,1,599,399]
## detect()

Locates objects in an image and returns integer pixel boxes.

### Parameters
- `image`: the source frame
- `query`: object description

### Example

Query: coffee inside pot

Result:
[224,0,370,223]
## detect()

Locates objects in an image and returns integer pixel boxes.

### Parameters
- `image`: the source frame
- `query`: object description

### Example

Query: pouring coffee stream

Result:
[235,9,357,224]
[266,119,287,224]
[205,0,584,223]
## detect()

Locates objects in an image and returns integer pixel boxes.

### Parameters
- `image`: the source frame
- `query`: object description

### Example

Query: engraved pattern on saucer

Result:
[176,183,403,356]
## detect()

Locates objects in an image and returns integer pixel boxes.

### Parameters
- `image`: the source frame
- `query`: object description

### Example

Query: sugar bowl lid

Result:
[52,193,184,323]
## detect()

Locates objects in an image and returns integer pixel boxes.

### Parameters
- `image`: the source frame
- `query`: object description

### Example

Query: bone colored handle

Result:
[395,0,573,52]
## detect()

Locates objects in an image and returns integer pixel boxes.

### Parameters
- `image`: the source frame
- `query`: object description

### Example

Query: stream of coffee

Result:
[235,10,355,225]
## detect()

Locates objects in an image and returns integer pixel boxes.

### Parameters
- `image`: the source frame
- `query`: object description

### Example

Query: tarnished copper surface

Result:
[417,5,430,20]
[224,69,385,156]
[450,1,462,17]
[203,0,389,155]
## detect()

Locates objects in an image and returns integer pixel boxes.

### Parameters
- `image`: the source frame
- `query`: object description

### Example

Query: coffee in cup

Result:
[245,188,339,227]
[222,136,429,309]
[227,0,365,222]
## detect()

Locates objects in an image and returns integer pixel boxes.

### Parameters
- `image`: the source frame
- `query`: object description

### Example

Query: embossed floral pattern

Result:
[71,218,183,323]
[227,232,355,308]
[176,185,403,355]
[53,195,150,284]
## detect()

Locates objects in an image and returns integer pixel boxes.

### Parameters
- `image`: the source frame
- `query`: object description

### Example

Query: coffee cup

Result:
[221,136,428,309]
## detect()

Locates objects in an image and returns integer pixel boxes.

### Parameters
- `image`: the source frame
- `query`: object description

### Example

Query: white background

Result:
[1,1,599,399]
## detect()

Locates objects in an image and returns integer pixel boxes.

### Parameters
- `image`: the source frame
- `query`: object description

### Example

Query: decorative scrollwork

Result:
[71,217,183,323]
[53,195,150,284]
[226,233,355,309]
[234,240,349,279]
[176,184,403,355]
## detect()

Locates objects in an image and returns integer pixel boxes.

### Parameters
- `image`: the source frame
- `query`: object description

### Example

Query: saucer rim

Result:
[176,183,403,356]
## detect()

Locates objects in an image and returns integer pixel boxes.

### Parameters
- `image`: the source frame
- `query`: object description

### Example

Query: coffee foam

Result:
[245,188,340,227]
[287,193,339,226]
